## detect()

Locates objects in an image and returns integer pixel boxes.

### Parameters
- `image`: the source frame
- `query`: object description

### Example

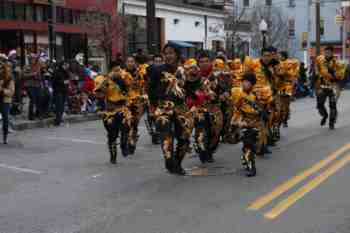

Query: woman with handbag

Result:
[0,58,15,144]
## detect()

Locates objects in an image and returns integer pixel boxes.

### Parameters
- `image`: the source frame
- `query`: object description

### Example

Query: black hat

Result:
[325,46,334,52]
[267,46,278,53]
[242,72,257,86]
[280,51,289,59]
[163,43,182,60]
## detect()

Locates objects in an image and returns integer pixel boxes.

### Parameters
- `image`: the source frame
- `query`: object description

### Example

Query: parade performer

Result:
[94,65,133,164]
[184,59,223,163]
[315,46,346,130]
[243,49,273,156]
[276,51,299,128]
[227,58,245,144]
[207,59,233,143]
[124,56,147,153]
[0,55,15,144]
[144,63,161,144]
[231,73,261,177]
[148,44,194,175]
[228,58,244,88]
[268,47,283,142]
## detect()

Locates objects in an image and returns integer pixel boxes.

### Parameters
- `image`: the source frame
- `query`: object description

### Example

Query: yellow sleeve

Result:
[3,80,15,97]
[335,62,346,80]
[231,87,243,107]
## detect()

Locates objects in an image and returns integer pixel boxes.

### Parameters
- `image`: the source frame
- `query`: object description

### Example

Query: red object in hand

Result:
[82,76,95,94]
[186,90,210,108]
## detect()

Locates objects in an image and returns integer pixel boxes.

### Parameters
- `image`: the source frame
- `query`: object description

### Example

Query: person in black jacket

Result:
[52,62,70,126]
[148,44,194,175]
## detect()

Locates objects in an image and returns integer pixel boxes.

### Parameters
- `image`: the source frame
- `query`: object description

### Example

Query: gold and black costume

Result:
[148,63,194,175]
[94,69,133,164]
[315,55,346,129]
[184,59,223,164]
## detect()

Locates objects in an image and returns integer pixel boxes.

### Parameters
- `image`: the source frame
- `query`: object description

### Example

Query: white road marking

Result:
[46,136,156,151]
[0,163,43,175]
[47,137,105,145]
[91,173,103,178]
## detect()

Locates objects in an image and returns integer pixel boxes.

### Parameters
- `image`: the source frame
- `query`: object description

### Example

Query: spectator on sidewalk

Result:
[308,59,316,98]
[23,54,43,120]
[8,50,22,113]
[52,61,70,126]
[0,55,15,144]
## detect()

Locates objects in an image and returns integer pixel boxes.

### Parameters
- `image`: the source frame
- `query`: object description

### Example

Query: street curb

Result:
[13,114,100,131]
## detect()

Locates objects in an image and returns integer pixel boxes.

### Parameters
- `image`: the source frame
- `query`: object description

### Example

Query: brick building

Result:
[0,0,118,65]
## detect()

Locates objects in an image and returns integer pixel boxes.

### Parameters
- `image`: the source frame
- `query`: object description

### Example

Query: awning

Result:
[168,40,194,48]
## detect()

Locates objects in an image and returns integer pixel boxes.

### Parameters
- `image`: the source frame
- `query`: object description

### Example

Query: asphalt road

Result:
[1,92,350,233]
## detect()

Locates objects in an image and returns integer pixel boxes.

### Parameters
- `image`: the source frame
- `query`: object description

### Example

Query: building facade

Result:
[234,0,342,62]
[0,0,117,65]
[121,0,229,57]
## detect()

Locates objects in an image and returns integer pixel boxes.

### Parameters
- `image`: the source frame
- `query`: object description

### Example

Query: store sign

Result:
[342,1,350,7]
[33,0,65,6]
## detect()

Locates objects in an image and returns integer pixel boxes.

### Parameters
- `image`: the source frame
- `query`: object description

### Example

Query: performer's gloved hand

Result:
[328,67,336,78]
[260,110,269,122]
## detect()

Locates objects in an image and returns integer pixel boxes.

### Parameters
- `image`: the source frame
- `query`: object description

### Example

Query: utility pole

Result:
[342,7,347,60]
[146,0,156,54]
[48,0,56,61]
[305,0,311,67]
[316,0,321,56]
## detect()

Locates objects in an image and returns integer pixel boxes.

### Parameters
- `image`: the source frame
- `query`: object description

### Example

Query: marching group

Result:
[93,44,347,177]
[0,44,346,177]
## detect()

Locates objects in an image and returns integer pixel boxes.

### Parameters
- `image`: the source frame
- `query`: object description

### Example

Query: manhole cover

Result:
[185,166,238,177]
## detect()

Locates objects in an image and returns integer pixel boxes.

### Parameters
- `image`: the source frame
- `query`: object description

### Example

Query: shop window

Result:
[64,8,72,24]
[2,1,14,20]
[36,5,44,22]
[0,1,4,19]
[42,5,50,22]
[243,0,249,7]
[72,10,80,24]
[56,7,64,23]
[26,5,34,21]
[14,4,26,21]
[127,15,161,54]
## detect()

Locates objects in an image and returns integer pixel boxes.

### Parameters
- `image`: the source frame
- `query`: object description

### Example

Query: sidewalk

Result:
[11,113,100,131]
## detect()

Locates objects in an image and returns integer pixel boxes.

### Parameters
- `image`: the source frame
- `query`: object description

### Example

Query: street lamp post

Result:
[146,0,156,54]
[259,19,268,50]
[48,0,56,62]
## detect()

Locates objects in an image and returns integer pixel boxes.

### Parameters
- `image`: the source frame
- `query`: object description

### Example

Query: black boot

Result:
[109,142,117,164]
[3,134,8,145]
[174,149,186,176]
[243,150,256,177]
[244,151,256,177]
[320,116,328,126]
[165,158,175,173]
[199,151,209,164]
[246,159,256,177]
[329,121,335,130]
[207,152,215,163]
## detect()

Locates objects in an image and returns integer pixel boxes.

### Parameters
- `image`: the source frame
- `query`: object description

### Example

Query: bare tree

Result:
[225,5,247,58]
[80,4,127,65]
[249,4,290,55]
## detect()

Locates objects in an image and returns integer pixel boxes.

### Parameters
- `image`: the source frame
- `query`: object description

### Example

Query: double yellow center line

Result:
[247,143,350,219]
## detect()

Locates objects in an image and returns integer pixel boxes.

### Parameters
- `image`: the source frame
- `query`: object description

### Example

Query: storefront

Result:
[123,0,226,55]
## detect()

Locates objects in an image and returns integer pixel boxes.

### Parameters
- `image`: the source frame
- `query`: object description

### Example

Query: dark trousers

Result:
[317,88,338,124]
[27,87,42,119]
[0,100,10,137]
[54,93,66,125]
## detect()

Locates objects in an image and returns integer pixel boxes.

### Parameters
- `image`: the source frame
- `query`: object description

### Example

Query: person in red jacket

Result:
[184,58,223,164]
